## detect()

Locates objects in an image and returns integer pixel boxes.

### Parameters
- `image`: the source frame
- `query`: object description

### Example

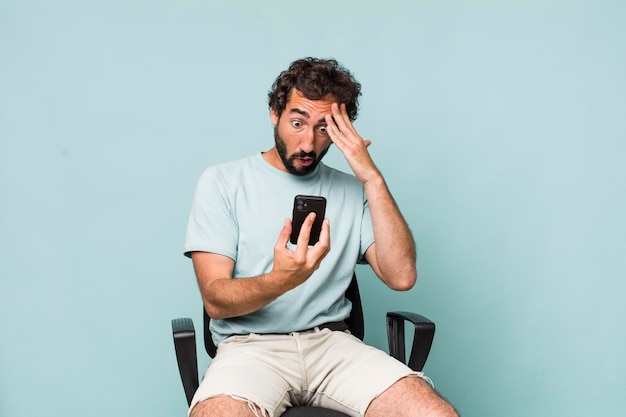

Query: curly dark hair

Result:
[268,58,361,121]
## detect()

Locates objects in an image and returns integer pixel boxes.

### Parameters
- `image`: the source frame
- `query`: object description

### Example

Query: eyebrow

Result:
[289,108,327,125]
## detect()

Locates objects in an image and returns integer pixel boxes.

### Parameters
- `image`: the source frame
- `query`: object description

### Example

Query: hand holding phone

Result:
[290,195,327,245]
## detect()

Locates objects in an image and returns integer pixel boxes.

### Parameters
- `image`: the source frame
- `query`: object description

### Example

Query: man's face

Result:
[270,89,334,176]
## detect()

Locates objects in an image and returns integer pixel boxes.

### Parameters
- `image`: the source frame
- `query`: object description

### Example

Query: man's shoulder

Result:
[193,155,261,195]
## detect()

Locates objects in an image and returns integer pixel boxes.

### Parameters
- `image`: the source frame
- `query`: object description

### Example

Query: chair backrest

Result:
[203,273,365,357]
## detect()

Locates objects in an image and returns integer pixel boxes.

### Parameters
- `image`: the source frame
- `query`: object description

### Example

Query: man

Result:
[184,58,458,417]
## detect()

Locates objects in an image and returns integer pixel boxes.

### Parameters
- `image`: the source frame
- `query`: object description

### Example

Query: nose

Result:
[299,127,315,153]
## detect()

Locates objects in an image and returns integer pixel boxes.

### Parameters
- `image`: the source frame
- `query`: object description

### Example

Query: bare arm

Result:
[362,176,417,290]
[192,214,331,319]
[325,103,417,290]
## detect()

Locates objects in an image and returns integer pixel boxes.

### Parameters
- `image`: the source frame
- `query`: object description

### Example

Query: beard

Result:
[274,127,330,176]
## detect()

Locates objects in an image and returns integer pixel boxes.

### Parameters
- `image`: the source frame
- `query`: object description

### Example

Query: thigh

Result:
[190,395,259,417]
[365,376,458,417]
[189,334,302,417]
[303,330,419,416]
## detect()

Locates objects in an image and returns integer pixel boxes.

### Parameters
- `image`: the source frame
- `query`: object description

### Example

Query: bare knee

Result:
[190,396,260,417]
[366,376,459,417]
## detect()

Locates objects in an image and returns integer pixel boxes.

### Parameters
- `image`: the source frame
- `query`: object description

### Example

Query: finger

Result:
[325,121,344,145]
[326,122,368,158]
[294,212,316,254]
[275,218,292,249]
[331,103,357,136]
[324,104,343,133]
[327,107,361,150]
[325,115,352,149]
[312,218,331,254]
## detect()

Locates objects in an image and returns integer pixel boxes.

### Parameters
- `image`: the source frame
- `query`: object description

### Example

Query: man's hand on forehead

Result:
[324,102,378,184]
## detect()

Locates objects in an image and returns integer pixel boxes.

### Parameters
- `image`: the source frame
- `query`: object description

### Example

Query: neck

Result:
[261,147,287,173]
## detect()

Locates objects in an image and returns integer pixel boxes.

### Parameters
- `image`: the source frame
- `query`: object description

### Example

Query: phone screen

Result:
[290,195,327,245]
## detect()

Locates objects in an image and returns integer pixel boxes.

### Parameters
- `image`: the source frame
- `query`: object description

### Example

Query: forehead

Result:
[285,89,334,117]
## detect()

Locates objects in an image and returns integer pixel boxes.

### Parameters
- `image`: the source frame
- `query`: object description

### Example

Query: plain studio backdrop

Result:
[1,1,624,416]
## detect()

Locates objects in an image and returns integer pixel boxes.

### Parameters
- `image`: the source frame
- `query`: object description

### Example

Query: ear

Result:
[270,108,279,126]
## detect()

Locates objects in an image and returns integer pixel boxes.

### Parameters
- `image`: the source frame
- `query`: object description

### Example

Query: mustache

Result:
[292,151,316,159]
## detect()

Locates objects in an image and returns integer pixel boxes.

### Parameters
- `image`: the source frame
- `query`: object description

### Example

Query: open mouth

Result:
[298,157,314,167]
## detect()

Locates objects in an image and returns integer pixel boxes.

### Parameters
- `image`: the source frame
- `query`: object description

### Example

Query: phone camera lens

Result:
[297,199,308,211]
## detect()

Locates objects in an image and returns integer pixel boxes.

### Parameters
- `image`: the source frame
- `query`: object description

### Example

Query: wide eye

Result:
[319,125,328,135]
[291,120,303,128]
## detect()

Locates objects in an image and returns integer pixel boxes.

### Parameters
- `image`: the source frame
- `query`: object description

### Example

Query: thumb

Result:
[276,218,292,247]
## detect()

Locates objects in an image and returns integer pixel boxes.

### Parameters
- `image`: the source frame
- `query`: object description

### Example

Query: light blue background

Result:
[1,1,624,416]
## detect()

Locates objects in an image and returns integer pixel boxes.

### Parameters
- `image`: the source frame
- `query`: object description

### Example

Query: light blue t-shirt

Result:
[184,153,374,345]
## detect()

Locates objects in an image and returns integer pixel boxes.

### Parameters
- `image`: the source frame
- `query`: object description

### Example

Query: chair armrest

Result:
[172,318,199,406]
[386,311,435,372]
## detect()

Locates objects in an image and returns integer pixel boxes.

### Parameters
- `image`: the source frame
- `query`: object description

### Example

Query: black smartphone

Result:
[290,195,327,245]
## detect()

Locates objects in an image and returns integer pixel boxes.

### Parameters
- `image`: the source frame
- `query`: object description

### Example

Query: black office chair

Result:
[172,274,435,417]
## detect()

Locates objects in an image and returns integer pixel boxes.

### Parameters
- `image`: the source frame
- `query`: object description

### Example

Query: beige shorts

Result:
[189,326,421,417]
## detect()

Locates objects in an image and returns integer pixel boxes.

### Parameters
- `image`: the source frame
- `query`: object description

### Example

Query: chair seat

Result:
[281,406,350,417]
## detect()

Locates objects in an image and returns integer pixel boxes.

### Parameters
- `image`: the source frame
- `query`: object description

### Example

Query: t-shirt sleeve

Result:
[183,167,238,260]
